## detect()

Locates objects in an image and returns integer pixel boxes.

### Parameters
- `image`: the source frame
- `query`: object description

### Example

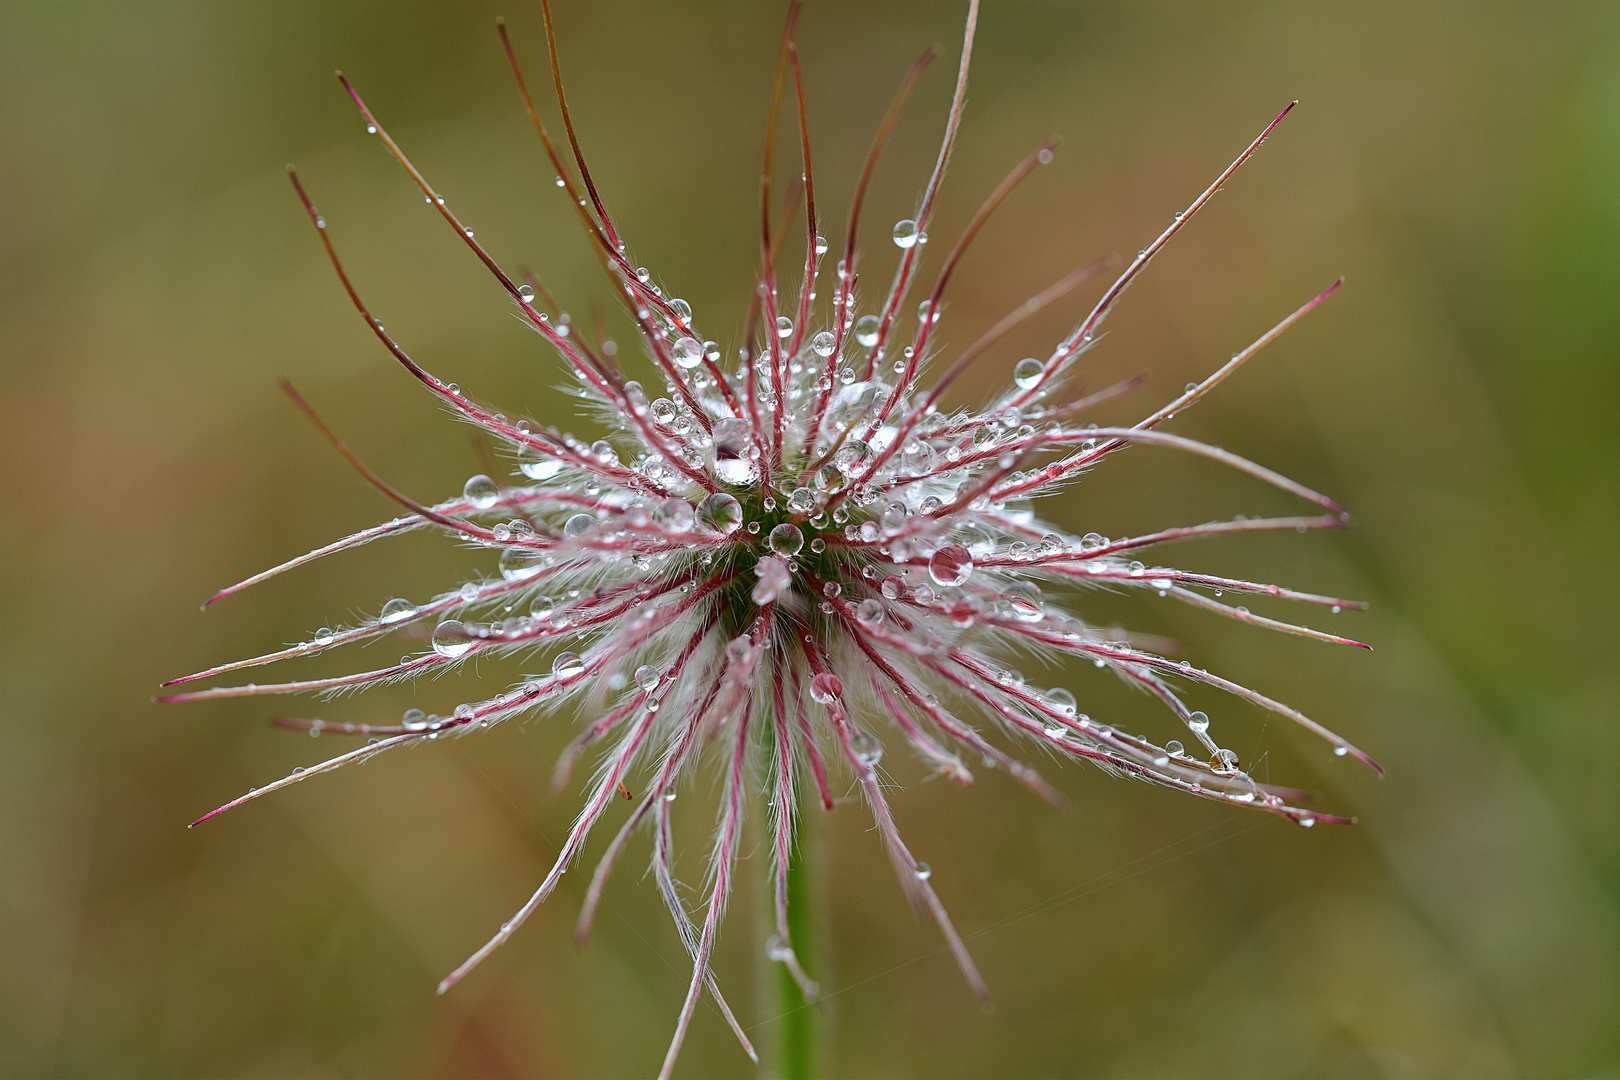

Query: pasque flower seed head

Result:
[163,3,1376,1075]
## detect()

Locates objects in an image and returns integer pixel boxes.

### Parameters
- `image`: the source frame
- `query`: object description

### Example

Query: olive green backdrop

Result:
[2,1,1616,1076]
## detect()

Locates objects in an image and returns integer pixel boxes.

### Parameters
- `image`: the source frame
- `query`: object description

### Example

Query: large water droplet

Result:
[1187,711,1210,734]
[1046,686,1076,717]
[776,315,793,340]
[809,673,843,704]
[696,492,743,534]
[552,651,585,679]
[653,497,695,532]
[833,439,872,476]
[635,665,660,692]
[768,523,804,557]
[499,547,544,581]
[650,398,677,424]
[901,442,935,476]
[892,218,919,248]
[880,575,905,600]
[379,598,415,624]
[851,729,883,765]
[787,487,815,514]
[563,513,596,538]
[811,330,836,358]
[672,336,704,369]
[463,474,499,509]
[928,544,974,587]
[432,620,475,659]
[520,456,564,481]
[856,598,885,626]
[1003,580,1043,621]
[853,314,881,347]
[1013,357,1045,389]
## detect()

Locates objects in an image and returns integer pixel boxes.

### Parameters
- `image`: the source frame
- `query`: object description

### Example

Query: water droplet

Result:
[517,284,536,303]
[1013,357,1044,389]
[669,298,692,322]
[1297,814,1316,828]
[787,487,815,514]
[853,314,881,347]
[498,547,544,581]
[928,544,973,587]
[432,620,475,659]
[913,862,932,881]
[809,673,843,704]
[1211,748,1240,773]
[463,474,499,509]
[881,575,905,600]
[766,934,793,962]
[768,523,804,557]
[458,582,479,603]
[1046,686,1076,717]
[892,218,919,248]
[653,497,695,532]
[856,598,885,626]
[379,598,415,624]
[650,398,677,425]
[811,330,836,358]
[564,513,596,538]
[402,708,428,731]
[672,336,703,369]
[635,665,660,692]
[1187,711,1210,734]
[776,315,794,339]
[851,729,883,765]
[520,456,563,481]
[833,439,873,476]
[1166,740,1185,756]
[696,493,743,534]
[1333,746,1349,757]
[901,442,935,475]
[1003,581,1043,621]
[552,651,585,679]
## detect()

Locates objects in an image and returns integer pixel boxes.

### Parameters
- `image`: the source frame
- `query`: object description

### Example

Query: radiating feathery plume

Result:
[164,3,1375,1074]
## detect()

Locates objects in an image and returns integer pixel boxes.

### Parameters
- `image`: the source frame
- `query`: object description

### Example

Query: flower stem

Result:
[776,812,821,1079]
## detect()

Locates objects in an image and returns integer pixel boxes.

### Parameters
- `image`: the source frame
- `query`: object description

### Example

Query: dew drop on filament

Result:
[928,544,974,587]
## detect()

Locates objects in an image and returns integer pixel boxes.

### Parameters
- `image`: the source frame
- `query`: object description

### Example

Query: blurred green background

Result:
[2,1,1617,1076]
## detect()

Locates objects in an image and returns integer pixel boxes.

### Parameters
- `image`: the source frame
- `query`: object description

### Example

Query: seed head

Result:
[163,3,1376,1075]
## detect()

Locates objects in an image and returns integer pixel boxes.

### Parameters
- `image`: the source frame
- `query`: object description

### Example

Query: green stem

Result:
[776,812,821,1079]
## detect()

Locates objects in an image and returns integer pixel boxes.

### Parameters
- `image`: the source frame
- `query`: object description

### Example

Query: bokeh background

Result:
[3,1,1617,1076]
